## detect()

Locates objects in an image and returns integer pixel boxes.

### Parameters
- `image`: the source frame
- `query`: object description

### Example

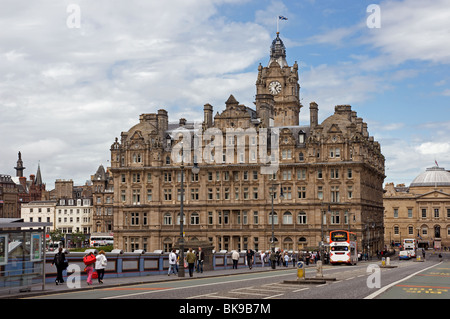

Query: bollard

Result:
[381,257,386,267]
[297,261,305,280]
[386,257,390,266]
[316,260,323,278]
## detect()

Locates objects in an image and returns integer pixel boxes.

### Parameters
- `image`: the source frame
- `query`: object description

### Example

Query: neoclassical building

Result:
[384,166,450,249]
[109,33,385,254]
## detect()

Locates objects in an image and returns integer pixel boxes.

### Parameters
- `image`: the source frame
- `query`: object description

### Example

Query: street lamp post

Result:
[178,142,185,277]
[270,178,284,252]
[178,141,200,278]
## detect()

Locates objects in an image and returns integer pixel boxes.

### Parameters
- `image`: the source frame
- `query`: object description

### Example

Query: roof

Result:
[410,166,450,187]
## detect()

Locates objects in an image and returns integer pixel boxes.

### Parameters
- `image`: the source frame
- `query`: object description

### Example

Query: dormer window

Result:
[166,135,172,147]
[298,131,305,144]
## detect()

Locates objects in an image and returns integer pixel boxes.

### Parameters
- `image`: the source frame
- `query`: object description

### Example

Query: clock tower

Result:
[256,32,301,127]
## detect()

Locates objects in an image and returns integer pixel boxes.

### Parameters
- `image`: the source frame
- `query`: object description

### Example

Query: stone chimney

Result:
[310,102,318,128]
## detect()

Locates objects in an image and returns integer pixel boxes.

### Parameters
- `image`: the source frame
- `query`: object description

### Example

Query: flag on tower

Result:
[279,15,288,20]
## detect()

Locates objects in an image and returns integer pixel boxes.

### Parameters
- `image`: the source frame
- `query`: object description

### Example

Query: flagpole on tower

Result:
[277,16,279,34]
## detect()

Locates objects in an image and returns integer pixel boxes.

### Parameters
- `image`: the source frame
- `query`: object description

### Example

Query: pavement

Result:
[3,251,449,299]
[0,263,295,299]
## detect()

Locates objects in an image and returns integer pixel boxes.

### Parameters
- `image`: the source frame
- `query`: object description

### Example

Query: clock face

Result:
[269,81,282,95]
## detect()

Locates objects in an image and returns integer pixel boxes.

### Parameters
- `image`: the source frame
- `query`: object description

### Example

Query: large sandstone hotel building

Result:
[110,33,386,254]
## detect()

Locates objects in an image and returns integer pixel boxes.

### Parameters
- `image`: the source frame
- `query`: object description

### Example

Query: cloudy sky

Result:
[1,0,449,189]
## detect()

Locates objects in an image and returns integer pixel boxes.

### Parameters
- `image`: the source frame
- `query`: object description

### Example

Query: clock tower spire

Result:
[256,32,301,127]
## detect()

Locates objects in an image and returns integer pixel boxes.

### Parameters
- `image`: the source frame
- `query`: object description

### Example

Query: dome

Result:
[410,166,450,187]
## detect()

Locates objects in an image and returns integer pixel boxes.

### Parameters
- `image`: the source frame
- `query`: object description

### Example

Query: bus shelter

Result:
[0,218,51,295]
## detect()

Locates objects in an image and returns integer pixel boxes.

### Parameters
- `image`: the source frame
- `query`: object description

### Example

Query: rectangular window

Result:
[164,189,172,201]
[253,188,258,199]
[132,190,140,205]
[297,169,306,180]
[147,189,152,202]
[190,188,199,201]
[434,208,440,218]
[331,186,340,203]
[317,168,323,179]
[253,211,259,225]
[318,186,323,200]
[297,186,306,199]
[208,212,213,225]
[208,188,213,200]
[421,208,427,218]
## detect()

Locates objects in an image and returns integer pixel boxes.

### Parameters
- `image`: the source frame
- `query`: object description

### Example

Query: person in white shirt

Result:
[231,250,240,269]
[168,249,178,276]
[95,250,107,284]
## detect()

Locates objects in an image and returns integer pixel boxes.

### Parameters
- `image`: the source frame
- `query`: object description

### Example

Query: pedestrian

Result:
[168,249,177,276]
[196,247,204,273]
[186,248,196,277]
[52,247,67,285]
[260,251,266,267]
[269,250,277,269]
[246,249,254,269]
[284,252,289,267]
[95,250,107,284]
[83,252,96,285]
[422,248,426,259]
[231,250,239,269]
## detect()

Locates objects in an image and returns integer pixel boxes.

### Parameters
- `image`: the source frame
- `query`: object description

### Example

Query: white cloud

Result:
[366,0,450,65]
[416,142,450,155]
[0,0,272,188]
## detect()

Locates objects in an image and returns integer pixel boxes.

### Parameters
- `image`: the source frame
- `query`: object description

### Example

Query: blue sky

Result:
[0,0,449,188]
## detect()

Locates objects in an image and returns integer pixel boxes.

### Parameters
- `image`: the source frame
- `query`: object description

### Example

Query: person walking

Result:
[52,247,67,285]
[196,247,204,273]
[83,252,95,285]
[186,248,196,277]
[95,250,107,284]
[246,249,254,269]
[231,250,240,269]
[168,249,177,276]
[260,251,266,267]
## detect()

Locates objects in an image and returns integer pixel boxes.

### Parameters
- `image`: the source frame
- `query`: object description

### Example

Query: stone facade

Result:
[384,166,450,249]
[91,165,114,234]
[109,33,385,254]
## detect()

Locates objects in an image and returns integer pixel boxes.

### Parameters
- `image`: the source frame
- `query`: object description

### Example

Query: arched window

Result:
[283,237,293,250]
[283,211,293,224]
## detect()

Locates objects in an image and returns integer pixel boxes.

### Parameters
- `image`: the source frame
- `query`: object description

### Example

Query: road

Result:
[27,257,448,300]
